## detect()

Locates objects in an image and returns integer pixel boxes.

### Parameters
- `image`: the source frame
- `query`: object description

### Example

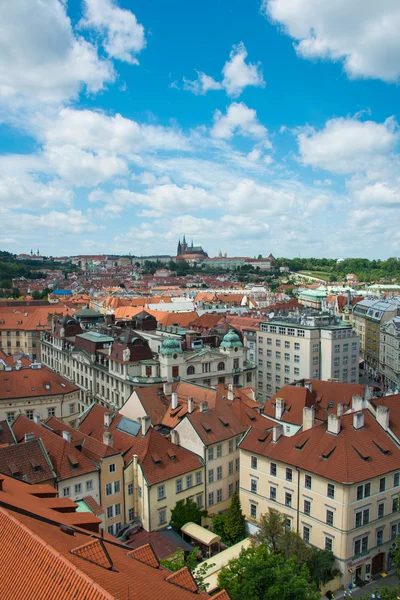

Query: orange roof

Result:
[166,567,198,593]
[71,539,113,569]
[158,311,198,328]
[82,495,104,516]
[0,305,72,331]
[127,543,160,568]
[133,386,170,426]
[0,438,55,484]
[240,409,400,484]
[0,364,78,401]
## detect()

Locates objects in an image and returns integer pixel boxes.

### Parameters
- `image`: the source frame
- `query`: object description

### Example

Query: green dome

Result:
[160,337,183,356]
[221,329,243,349]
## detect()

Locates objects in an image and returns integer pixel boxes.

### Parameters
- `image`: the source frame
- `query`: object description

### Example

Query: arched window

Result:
[217,361,226,371]
[187,365,195,375]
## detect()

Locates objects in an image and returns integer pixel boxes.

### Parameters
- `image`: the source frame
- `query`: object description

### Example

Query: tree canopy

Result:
[211,492,246,546]
[169,498,205,533]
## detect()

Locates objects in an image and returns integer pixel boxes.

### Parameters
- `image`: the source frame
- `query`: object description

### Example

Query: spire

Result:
[191,239,193,248]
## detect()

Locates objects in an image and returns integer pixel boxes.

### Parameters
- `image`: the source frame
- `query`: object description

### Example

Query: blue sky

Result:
[1,0,400,259]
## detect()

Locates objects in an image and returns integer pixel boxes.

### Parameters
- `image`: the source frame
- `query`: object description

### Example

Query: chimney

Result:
[200,401,208,413]
[353,411,364,430]
[103,431,113,447]
[272,424,284,442]
[327,413,341,435]
[337,403,344,417]
[305,381,312,393]
[227,384,234,402]
[352,395,363,413]
[24,433,34,442]
[170,430,179,445]
[376,405,390,431]
[275,397,285,420]
[33,413,40,424]
[62,430,71,443]
[302,407,315,431]
[171,392,178,410]
[141,415,151,436]
[104,412,113,428]
[163,381,172,395]
[187,397,194,414]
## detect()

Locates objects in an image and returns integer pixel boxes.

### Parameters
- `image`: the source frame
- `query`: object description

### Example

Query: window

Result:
[377,529,383,546]
[86,480,93,492]
[354,536,368,555]
[303,526,310,543]
[275,375,281,383]
[6,412,15,423]
[217,443,222,458]
[286,468,293,482]
[251,456,258,470]
[229,483,233,497]
[270,462,277,476]
[392,525,398,540]
[158,509,167,526]
[217,362,225,372]
[114,480,120,494]
[196,471,202,485]
[196,494,203,508]
[285,492,292,507]
[128,483,133,495]
[276,363,281,371]
[235,457,239,472]
[334,344,340,353]
[63,487,70,497]
[229,439,234,453]
[47,407,55,418]
[217,489,223,503]
[250,503,257,519]
[394,472,400,487]
[284,353,290,361]
[355,508,370,527]
[305,475,312,490]
[326,510,334,526]
[176,478,182,493]
[276,339,281,347]
[325,537,333,552]
[208,492,214,507]
[115,503,121,516]
[187,365,195,375]
[304,499,311,515]
[229,460,233,475]
[107,506,113,519]
[267,349,272,357]
[107,525,114,535]
[251,478,258,493]
[334,357,340,366]
[109,463,116,474]
[379,477,386,492]
[276,351,281,359]
[157,484,165,500]
[285,341,290,348]
[392,498,399,513]
[294,342,300,350]
[25,410,34,420]
[106,483,112,496]
[294,355,300,363]
[138,486,142,498]
[186,474,193,488]
[327,483,335,499]
[233,358,239,369]
[288,328,295,336]
[235,479,240,492]
[208,447,214,461]
[69,403,75,415]
[74,483,81,495]
[208,469,214,484]
[294,367,300,376]
[378,503,384,519]
[128,508,134,521]
[270,486,277,501]
[357,482,371,500]
[217,466,222,481]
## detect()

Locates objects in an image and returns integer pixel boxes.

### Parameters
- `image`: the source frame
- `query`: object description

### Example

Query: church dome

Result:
[160,337,183,356]
[221,329,243,349]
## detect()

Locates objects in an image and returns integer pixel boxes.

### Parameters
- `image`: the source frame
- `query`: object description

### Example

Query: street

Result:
[333,573,399,599]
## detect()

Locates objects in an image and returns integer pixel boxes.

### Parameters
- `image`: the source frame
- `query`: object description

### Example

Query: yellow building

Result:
[239,403,400,590]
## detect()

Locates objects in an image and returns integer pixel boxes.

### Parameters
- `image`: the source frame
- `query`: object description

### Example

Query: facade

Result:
[239,404,400,590]
[257,314,360,401]
[0,354,80,425]
[353,298,400,374]
[380,317,400,392]
[176,236,208,262]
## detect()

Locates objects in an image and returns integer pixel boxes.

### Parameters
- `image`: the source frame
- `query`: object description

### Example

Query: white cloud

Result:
[45,145,128,186]
[264,0,400,82]
[227,179,297,214]
[0,175,73,209]
[353,182,400,207]
[1,208,99,234]
[81,0,146,65]
[298,117,398,173]
[211,102,268,140]
[183,42,265,97]
[41,108,189,153]
[0,0,114,104]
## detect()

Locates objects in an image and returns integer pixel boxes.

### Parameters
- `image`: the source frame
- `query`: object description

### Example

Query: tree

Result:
[218,544,319,600]
[169,498,205,533]
[277,530,312,566]
[161,549,214,593]
[223,492,247,545]
[211,513,227,541]
[306,548,340,589]
[357,587,400,600]
[250,508,286,552]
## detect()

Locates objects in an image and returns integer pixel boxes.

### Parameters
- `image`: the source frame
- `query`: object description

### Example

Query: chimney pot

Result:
[187,397,194,413]
[171,392,178,410]
[337,403,344,417]
[327,413,341,435]
[305,381,312,393]
[302,406,315,431]
[376,405,390,431]
[170,430,179,445]
[200,401,208,413]
[104,412,113,428]
[352,395,363,413]
[33,413,40,424]
[103,431,113,447]
[62,430,71,443]
[272,424,284,442]
[141,415,151,437]
[275,397,285,420]
[163,381,172,395]
[353,411,364,430]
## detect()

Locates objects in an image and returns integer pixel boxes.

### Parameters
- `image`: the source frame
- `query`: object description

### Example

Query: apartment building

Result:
[0,352,80,425]
[380,317,400,392]
[12,414,100,504]
[239,403,400,590]
[353,298,400,374]
[0,474,227,600]
[77,403,205,532]
[257,314,360,401]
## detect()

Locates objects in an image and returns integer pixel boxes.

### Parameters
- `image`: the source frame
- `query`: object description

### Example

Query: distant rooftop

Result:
[76,332,114,343]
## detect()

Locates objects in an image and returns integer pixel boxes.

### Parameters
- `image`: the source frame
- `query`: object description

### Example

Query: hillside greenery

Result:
[277,257,400,283]
[0,250,77,293]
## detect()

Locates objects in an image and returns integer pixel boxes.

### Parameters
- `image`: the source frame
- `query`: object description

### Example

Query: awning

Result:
[181,522,221,547]
[194,539,251,592]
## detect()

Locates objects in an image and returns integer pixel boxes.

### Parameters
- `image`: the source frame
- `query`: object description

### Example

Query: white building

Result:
[380,317,400,392]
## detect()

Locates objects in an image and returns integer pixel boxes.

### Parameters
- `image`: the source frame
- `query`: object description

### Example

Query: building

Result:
[0,352,80,424]
[298,289,328,310]
[176,236,208,264]
[257,313,360,401]
[239,401,400,590]
[380,317,400,392]
[0,474,229,600]
[353,298,400,374]
[77,403,205,532]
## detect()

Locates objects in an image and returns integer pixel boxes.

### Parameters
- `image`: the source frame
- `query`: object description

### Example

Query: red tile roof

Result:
[0,364,78,401]
[0,438,56,484]
[71,539,113,570]
[0,419,16,445]
[165,567,199,593]
[82,495,104,516]
[133,386,170,426]
[127,543,160,568]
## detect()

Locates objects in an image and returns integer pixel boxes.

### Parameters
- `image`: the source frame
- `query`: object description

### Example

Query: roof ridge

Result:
[127,543,160,568]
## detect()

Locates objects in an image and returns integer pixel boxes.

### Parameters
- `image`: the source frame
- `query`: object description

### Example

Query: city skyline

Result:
[1,1,400,259]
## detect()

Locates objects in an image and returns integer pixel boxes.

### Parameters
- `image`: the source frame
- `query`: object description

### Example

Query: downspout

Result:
[295,467,301,533]
[133,454,138,517]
